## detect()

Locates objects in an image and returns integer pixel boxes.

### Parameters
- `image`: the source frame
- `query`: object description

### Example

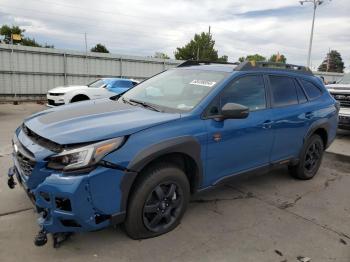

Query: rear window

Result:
[300,79,322,100]
[269,76,298,107]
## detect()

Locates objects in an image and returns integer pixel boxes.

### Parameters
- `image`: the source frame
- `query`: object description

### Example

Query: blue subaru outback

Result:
[8,61,339,247]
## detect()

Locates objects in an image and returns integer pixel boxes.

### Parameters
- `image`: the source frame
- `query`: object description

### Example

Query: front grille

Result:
[332,94,350,107]
[47,99,64,106]
[16,148,35,177]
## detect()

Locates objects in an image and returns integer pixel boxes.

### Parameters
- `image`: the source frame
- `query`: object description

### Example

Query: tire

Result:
[124,163,190,239]
[289,134,324,180]
[71,95,89,103]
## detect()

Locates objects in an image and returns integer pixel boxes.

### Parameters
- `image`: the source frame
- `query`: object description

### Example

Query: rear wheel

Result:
[289,134,324,180]
[124,163,190,239]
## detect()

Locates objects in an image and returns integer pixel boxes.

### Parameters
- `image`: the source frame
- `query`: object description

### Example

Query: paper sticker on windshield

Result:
[190,80,216,87]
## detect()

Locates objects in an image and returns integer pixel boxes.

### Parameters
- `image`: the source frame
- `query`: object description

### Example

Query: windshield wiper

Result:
[129,99,162,112]
[121,97,134,106]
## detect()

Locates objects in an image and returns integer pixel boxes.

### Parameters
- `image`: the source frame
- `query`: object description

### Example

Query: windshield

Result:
[338,73,350,84]
[87,79,106,88]
[121,69,229,112]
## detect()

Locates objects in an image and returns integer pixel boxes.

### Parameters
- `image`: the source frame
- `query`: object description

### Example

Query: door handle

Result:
[262,120,273,129]
[305,112,314,119]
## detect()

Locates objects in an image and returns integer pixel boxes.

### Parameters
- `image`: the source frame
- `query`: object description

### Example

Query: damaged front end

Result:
[8,126,128,248]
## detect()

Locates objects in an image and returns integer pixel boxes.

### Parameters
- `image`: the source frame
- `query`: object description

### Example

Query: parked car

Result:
[46,78,139,106]
[8,61,338,247]
[326,73,350,129]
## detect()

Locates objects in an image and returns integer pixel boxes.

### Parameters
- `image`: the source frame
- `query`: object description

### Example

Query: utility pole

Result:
[84,33,88,75]
[299,0,331,68]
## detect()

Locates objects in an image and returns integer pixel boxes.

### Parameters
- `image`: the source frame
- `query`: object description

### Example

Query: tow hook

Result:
[7,167,16,189]
[34,230,73,248]
[34,229,48,246]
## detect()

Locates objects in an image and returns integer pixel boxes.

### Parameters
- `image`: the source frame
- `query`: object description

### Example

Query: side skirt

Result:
[197,157,299,193]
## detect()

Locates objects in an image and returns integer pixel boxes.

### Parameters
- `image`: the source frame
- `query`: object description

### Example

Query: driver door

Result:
[204,74,275,185]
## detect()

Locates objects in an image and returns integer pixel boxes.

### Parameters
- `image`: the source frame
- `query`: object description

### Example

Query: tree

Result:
[21,37,42,47]
[90,43,109,53]
[268,53,287,63]
[318,50,344,73]
[238,54,266,63]
[174,32,227,62]
[0,25,24,43]
[0,24,54,48]
[153,52,170,59]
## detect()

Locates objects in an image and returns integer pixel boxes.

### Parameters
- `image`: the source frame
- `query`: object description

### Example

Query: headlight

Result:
[47,137,125,171]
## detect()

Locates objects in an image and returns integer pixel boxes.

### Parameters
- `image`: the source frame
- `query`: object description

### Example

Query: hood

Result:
[24,98,180,144]
[48,85,88,93]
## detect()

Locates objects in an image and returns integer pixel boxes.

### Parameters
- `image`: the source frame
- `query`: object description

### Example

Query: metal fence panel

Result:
[0,44,344,97]
[0,44,181,96]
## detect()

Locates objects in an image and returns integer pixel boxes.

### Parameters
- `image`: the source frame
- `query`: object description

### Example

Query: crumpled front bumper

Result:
[9,161,126,234]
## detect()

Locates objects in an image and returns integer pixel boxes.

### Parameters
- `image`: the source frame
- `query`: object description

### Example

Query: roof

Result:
[178,64,237,73]
[177,60,313,76]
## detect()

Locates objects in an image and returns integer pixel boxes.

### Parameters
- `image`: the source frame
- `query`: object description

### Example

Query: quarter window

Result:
[300,79,322,100]
[269,76,298,107]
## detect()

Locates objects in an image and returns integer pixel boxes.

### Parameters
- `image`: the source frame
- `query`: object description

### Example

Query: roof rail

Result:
[234,61,313,75]
[177,60,239,67]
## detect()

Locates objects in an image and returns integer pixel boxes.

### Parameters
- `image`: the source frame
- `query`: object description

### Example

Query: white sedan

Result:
[47,78,138,106]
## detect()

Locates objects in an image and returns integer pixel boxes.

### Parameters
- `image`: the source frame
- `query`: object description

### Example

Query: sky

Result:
[1,0,349,70]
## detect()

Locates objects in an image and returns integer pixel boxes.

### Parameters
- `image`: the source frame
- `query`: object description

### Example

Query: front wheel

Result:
[124,163,190,239]
[289,134,324,180]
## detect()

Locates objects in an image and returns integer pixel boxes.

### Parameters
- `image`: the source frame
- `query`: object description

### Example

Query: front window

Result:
[205,75,266,117]
[87,79,106,88]
[121,69,229,112]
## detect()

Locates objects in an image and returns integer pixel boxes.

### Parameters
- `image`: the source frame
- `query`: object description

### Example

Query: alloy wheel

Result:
[304,141,322,173]
[143,182,183,232]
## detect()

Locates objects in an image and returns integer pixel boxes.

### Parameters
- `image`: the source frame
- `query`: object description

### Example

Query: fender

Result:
[119,136,203,212]
[304,118,330,147]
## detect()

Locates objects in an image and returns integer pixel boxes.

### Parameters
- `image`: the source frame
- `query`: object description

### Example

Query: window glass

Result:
[269,76,298,107]
[123,69,229,112]
[113,81,132,88]
[87,79,105,88]
[300,79,322,100]
[206,75,266,116]
[295,80,308,103]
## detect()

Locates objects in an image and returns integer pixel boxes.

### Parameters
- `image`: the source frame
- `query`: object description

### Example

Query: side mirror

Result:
[221,103,249,119]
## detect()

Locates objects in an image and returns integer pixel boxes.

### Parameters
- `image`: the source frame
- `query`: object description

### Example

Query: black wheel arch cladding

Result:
[119,136,203,212]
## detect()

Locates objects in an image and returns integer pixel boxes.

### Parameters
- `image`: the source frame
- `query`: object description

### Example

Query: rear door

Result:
[268,75,311,162]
